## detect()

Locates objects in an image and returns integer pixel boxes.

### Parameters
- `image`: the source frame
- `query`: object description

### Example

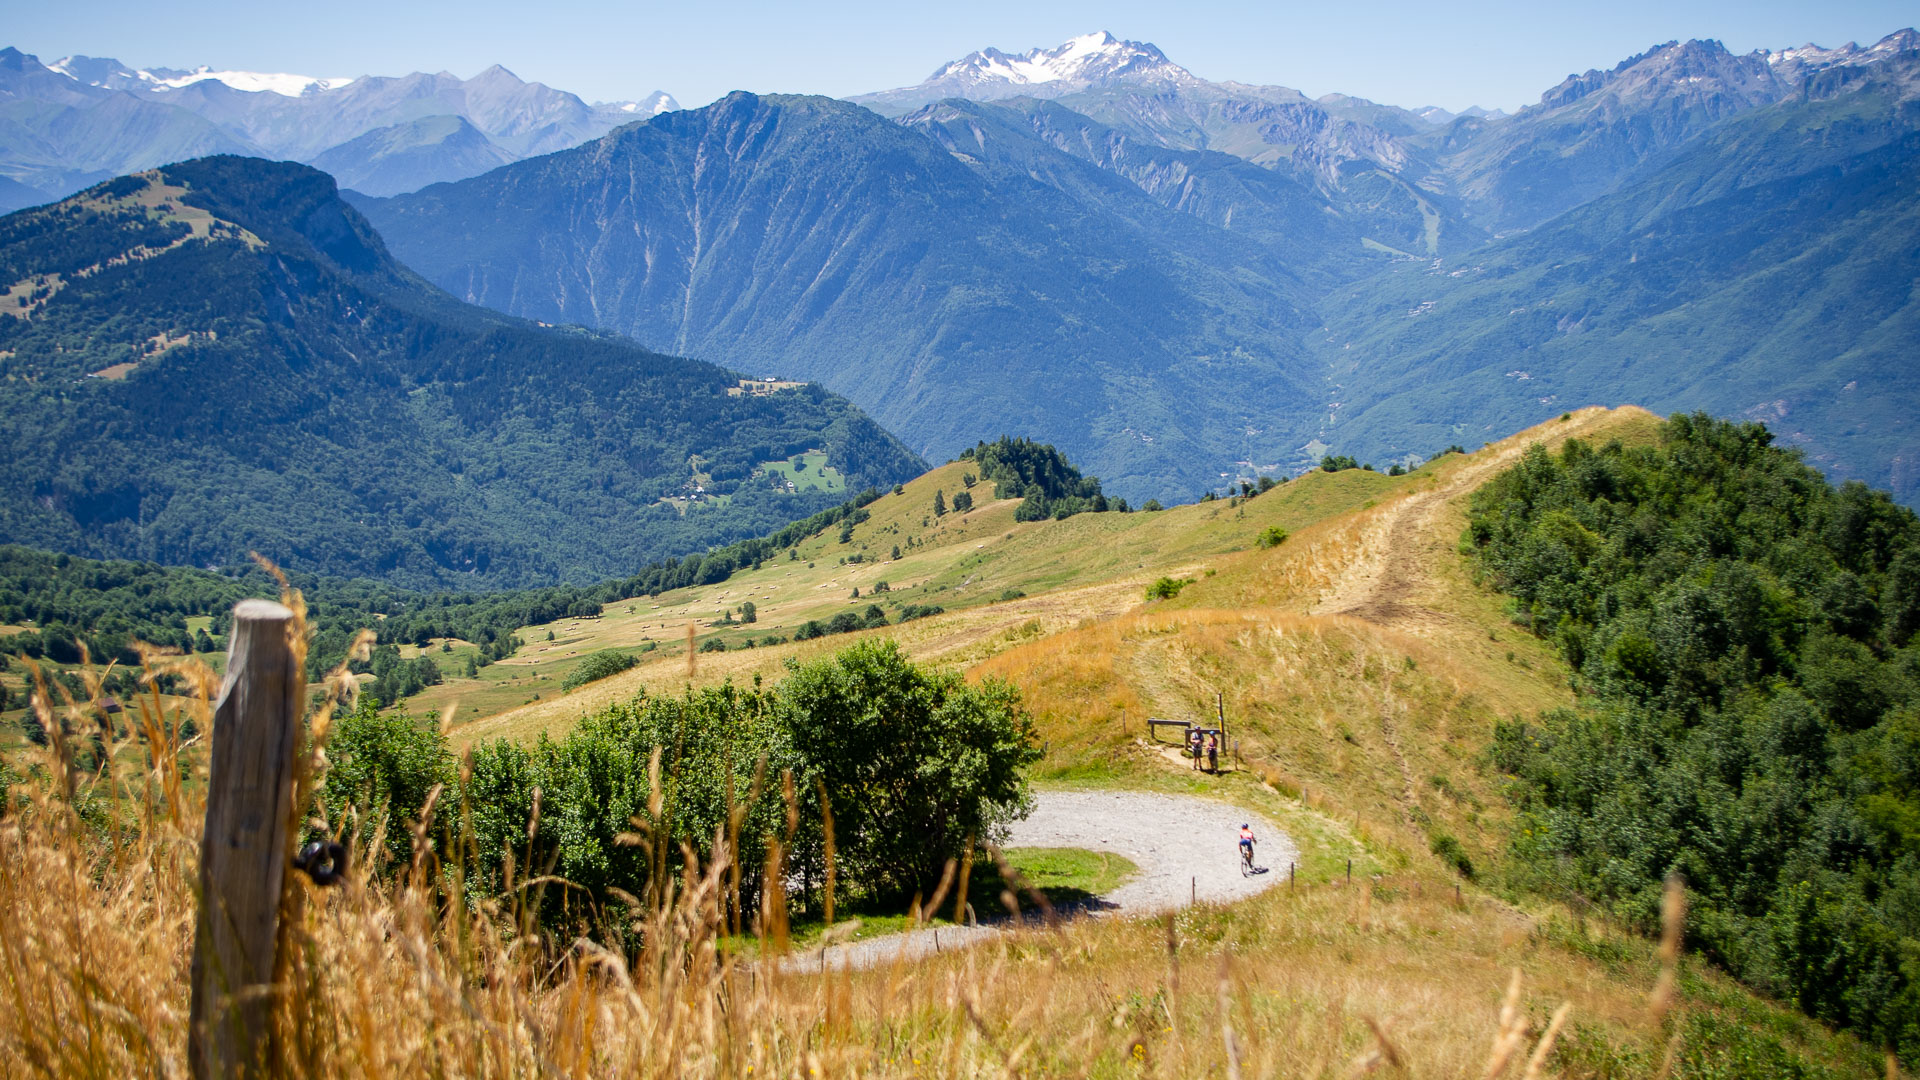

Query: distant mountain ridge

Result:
[359,27,1920,507]
[0,47,678,203]
[856,28,1919,232]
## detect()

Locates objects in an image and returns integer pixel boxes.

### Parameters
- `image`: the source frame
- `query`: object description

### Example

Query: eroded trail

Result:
[1308,409,1625,636]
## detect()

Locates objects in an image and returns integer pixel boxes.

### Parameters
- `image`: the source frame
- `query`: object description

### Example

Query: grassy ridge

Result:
[0,408,1890,1077]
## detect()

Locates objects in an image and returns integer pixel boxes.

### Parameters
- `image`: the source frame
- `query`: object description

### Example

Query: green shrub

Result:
[560,649,640,692]
[1255,525,1288,549]
[1428,831,1475,879]
[320,699,454,866]
[1145,577,1192,601]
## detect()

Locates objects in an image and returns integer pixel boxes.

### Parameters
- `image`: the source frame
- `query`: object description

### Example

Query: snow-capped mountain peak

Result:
[606,91,681,116]
[51,55,353,96]
[152,67,355,96]
[1764,28,1919,83]
[898,31,1197,103]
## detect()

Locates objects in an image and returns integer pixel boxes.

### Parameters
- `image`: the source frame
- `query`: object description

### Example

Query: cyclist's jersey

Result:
[1238,826,1254,847]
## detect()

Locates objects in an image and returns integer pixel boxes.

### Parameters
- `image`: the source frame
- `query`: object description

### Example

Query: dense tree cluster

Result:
[0,487,890,683]
[320,640,1039,931]
[963,436,1122,521]
[1469,413,1920,1061]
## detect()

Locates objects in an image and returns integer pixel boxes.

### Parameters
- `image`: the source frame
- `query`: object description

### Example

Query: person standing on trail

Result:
[1189,728,1202,769]
[1205,732,1218,773]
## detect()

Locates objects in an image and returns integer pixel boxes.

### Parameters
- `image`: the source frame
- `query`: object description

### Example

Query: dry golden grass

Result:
[412,458,1403,736]
[0,485,1886,1078]
[0,408,1885,1077]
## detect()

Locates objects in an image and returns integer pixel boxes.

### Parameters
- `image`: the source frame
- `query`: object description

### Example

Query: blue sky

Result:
[9,0,1914,112]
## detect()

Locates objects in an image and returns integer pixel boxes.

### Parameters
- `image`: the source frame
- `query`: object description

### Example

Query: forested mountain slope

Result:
[1316,56,1920,500]
[0,157,921,587]
[358,91,1332,500]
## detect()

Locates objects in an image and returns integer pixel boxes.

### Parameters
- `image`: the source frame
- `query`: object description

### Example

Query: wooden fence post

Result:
[189,599,301,1079]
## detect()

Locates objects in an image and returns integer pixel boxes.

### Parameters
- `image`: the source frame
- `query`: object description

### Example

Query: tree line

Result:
[1469,413,1920,1062]
[320,640,1040,934]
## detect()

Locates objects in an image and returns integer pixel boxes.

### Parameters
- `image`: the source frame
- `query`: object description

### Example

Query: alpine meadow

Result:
[0,9,1918,1079]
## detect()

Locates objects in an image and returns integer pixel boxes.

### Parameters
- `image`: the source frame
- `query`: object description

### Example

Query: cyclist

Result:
[1238,822,1256,870]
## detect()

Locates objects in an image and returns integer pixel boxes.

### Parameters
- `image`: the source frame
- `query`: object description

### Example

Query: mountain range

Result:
[0,48,677,204]
[0,158,919,586]
[350,27,1920,504]
[3,25,1918,534]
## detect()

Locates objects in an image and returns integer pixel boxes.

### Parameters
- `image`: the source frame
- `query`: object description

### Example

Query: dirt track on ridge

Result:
[1308,408,1627,636]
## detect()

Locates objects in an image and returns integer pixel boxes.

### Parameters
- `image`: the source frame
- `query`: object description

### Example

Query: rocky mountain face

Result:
[0,157,918,585]
[0,48,676,205]
[358,91,1330,500]
[1416,38,1793,232]
[0,48,254,208]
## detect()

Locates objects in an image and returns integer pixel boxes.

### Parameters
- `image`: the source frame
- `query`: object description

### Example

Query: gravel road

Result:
[794,789,1295,972]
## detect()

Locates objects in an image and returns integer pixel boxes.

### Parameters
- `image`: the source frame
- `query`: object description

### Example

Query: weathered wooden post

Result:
[189,599,301,1079]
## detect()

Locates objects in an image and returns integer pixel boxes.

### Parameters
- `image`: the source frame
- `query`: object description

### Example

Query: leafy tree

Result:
[952,491,974,513]
[1142,499,1163,512]
[462,682,808,925]
[1320,455,1359,472]
[740,601,756,624]
[320,700,455,867]
[933,490,947,517]
[778,639,1039,892]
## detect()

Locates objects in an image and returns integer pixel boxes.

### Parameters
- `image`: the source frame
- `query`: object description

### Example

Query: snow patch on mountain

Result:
[881,30,1198,103]
[51,56,353,96]
[1764,28,1918,82]
[607,91,680,116]
[150,67,356,96]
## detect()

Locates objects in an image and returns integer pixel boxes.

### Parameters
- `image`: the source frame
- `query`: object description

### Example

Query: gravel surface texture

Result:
[795,789,1294,972]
